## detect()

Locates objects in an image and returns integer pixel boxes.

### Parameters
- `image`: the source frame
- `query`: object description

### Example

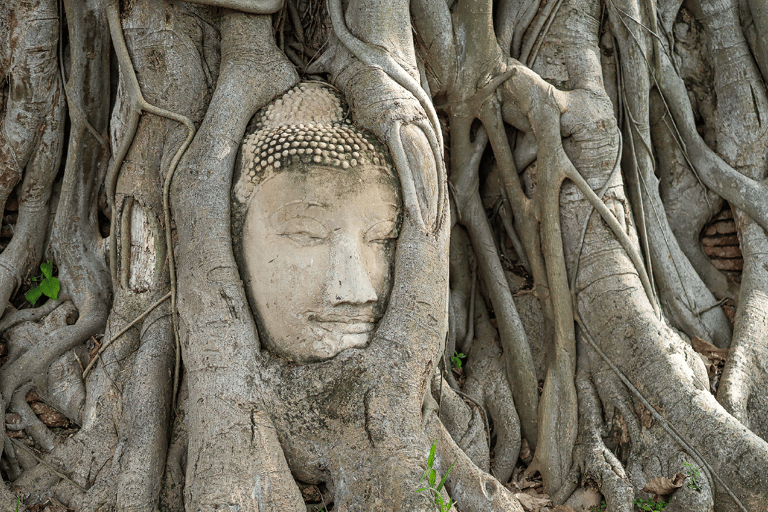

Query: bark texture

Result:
[2,0,768,511]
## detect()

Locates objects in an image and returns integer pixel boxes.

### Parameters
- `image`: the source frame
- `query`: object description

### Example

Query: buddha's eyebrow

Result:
[269,201,329,227]
[371,203,400,216]
[273,200,329,214]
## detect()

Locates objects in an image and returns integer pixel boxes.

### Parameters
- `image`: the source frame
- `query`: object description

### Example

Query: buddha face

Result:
[241,163,401,363]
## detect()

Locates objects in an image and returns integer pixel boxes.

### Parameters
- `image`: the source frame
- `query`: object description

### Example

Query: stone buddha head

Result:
[232,82,402,363]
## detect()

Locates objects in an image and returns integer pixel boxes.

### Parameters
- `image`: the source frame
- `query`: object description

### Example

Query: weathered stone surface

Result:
[704,245,742,259]
[702,234,740,246]
[711,258,744,271]
[703,220,737,236]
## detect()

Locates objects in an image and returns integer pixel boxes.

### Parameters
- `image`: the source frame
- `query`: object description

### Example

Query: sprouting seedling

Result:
[682,461,701,492]
[634,497,667,511]
[450,350,466,370]
[25,261,60,306]
[416,440,456,512]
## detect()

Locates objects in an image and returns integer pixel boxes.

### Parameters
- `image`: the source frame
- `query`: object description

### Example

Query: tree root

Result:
[171,9,301,509]
[464,292,521,482]
[10,384,56,453]
[425,413,523,512]
[572,353,634,512]
[0,299,65,334]
[0,0,65,317]
[434,374,490,474]
[448,123,539,449]
[651,93,737,303]
[1,313,105,410]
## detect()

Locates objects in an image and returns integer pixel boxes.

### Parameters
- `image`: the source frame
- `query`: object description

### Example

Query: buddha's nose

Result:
[328,233,378,306]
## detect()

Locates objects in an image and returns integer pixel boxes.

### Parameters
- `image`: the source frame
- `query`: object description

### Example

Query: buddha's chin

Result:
[311,331,371,359]
[265,325,375,363]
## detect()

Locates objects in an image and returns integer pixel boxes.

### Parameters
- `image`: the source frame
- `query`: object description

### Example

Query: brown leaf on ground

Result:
[635,401,654,428]
[514,492,552,511]
[509,465,543,493]
[691,336,729,363]
[300,484,322,502]
[642,473,685,500]
[25,390,42,403]
[29,402,68,428]
[519,438,533,465]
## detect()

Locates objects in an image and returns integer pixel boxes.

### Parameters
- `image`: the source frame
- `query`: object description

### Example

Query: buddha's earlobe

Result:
[389,121,445,233]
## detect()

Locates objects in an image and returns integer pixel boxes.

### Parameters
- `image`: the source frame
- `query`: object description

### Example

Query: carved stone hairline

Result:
[232,81,394,206]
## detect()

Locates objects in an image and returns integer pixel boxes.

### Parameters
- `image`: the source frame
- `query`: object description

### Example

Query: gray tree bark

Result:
[1,0,768,511]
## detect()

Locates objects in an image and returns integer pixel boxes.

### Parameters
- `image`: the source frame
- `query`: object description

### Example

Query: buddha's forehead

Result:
[253,163,401,215]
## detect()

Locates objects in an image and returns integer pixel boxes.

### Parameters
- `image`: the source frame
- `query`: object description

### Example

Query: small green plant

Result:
[682,461,701,492]
[450,350,466,370]
[25,261,60,306]
[416,440,456,512]
[634,497,667,511]
[591,500,607,511]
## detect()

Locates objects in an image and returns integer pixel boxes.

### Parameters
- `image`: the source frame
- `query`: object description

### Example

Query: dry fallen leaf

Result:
[509,464,542,492]
[691,336,729,363]
[30,401,69,428]
[519,438,533,465]
[635,400,654,428]
[642,473,685,500]
[514,492,552,512]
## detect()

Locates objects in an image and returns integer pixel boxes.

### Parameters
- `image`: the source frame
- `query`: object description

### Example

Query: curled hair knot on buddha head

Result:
[233,82,394,210]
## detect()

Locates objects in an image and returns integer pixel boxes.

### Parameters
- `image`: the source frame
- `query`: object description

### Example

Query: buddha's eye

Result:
[364,220,398,244]
[276,217,328,246]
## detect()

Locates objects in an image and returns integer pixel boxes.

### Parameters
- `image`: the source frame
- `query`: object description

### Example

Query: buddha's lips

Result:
[307,312,378,334]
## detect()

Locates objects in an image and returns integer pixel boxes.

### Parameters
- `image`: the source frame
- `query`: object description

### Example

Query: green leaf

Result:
[39,277,60,300]
[436,459,455,493]
[40,261,53,279]
[445,498,454,512]
[428,441,436,468]
[25,286,43,306]
[429,468,436,488]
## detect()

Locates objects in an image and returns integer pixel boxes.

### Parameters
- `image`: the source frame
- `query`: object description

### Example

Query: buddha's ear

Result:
[388,120,446,233]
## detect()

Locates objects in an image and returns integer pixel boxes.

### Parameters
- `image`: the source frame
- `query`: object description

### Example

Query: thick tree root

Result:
[463,292,521,482]
[572,357,634,512]
[683,0,768,442]
[172,10,302,509]
[0,0,65,317]
[425,414,523,512]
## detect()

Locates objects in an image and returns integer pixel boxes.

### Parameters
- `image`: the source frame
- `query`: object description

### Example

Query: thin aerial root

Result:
[102,0,196,412]
[0,298,66,334]
[569,130,623,292]
[82,291,171,378]
[179,0,284,13]
[8,438,86,492]
[574,312,749,512]
[564,162,659,315]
